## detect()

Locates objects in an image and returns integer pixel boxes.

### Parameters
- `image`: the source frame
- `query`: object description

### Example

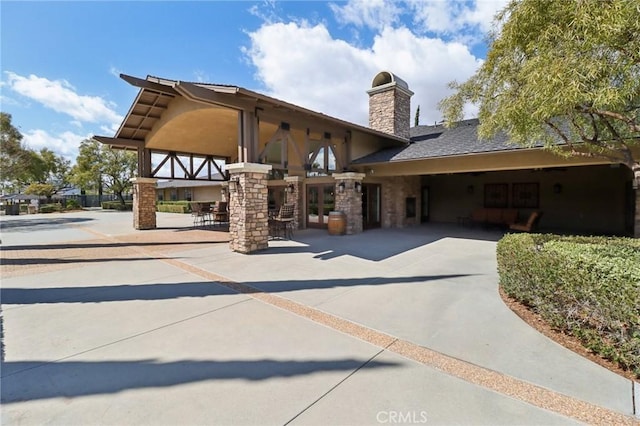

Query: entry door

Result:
[421,186,429,222]
[362,183,381,229]
[307,184,335,228]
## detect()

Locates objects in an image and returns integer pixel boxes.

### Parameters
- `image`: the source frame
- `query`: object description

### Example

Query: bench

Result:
[470,208,518,228]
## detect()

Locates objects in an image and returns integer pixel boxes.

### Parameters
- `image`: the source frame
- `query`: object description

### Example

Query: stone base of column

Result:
[132,177,158,230]
[284,176,303,230]
[333,172,365,235]
[227,163,272,253]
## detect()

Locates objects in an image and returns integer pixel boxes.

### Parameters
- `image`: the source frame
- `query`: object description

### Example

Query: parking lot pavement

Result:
[1,210,637,425]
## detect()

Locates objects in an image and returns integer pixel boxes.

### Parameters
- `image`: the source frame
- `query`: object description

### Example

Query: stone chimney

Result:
[367,71,414,139]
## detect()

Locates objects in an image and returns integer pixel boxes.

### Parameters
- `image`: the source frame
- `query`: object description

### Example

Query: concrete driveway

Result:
[1,210,637,425]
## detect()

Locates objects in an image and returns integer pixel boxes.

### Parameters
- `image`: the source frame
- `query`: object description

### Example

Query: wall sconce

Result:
[553,183,562,194]
[355,181,362,192]
[287,183,295,193]
[338,182,345,193]
[467,185,474,195]
[228,176,239,192]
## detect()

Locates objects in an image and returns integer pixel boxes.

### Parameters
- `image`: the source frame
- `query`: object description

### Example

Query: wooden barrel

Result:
[327,211,346,235]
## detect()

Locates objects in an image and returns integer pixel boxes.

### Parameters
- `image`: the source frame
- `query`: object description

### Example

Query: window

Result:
[512,183,539,208]
[484,183,508,208]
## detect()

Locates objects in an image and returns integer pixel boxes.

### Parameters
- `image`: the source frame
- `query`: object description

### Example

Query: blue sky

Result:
[1,0,506,162]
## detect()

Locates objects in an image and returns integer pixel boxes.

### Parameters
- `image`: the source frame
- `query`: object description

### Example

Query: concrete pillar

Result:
[131,177,158,230]
[227,163,272,253]
[284,175,303,230]
[333,172,365,235]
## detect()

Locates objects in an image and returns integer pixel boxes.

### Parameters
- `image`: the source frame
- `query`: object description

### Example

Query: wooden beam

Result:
[120,74,179,96]
[175,82,256,111]
[93,136,144,149]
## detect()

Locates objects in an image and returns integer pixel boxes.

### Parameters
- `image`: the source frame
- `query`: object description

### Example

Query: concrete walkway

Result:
[1,210,637,425]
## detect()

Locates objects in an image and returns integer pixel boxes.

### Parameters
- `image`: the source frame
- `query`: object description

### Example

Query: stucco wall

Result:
[423,165,632,235]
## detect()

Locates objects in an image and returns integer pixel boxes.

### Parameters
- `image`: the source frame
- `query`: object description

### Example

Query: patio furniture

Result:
[269,203,295,239]
[509,211,543,233]
[212,201,229,226]
[191,202,212,228]
[471,208,518,228]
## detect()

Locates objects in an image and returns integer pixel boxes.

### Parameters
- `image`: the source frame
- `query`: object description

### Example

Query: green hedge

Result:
[101,201,133,211]
[39,203,63,213]
[157,204,190,213]
[157,200,192,213]
[497,233,640,377]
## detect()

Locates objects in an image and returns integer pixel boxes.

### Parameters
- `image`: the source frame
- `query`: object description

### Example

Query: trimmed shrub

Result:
[157,204,190,213]
[65,199,81,210]
[156,200,192,213]
[39,203,63,213]
[497,234,640,377]
[101,201,133,211]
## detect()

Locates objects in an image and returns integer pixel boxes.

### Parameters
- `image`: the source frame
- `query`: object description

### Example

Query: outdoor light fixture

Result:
[553,183,563,194]
[287,183,295,193]
[338,182,346,193]
[467,185,474,194]
[228,176,239,192]
[355,181,362,192]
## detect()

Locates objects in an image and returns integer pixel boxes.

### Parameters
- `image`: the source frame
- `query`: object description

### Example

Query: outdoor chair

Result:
[191,202,212,228]
[509,211,543,233]
[269,203,295,239]
[212,201,229,226]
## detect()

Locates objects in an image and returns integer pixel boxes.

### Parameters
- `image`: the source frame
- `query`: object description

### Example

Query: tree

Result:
[24,183,55,198]
[439,0,640,185]
[70,139,103,194]
[414,105,420,127]
[70,138,137,205]
[0,112,31,191]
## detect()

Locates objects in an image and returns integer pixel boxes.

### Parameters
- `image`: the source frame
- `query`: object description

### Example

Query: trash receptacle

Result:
[6,204,19,215]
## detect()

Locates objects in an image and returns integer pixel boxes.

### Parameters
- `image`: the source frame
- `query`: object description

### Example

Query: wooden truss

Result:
[150,151,228,181]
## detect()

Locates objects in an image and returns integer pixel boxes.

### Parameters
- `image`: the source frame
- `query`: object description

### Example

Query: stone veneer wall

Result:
[228,163,272,254]
[380,176,421,228]
[284,176,303,230]
[132,177,157,230]
[334,173,365,234]
[368,87,411,139]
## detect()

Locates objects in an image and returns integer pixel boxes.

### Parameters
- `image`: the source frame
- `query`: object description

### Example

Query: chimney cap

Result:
[367,71,413,96]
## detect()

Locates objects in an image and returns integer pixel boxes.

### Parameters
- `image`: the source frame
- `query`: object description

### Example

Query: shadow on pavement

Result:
[1,274,471,305]
[0,217,94,232]
[265,225,504,262]
[1,357,400,402]
[1,240,228,252]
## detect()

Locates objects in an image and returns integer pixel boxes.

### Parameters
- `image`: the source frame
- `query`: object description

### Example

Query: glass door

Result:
[362,184,381,229]
[307,184,335,228]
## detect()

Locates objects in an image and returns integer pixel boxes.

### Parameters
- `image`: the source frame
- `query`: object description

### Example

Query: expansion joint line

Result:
[80,226,639,425]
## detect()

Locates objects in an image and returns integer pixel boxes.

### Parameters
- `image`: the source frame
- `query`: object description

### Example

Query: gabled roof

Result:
[112,74,409,147]
[353,119,539,164]
[156,178,223,189]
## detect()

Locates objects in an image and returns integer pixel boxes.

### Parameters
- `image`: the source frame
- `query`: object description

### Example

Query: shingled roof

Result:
[353,119,538,164]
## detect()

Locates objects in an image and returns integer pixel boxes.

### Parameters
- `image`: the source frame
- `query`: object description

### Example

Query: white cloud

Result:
[22,129,91,162]
[4,71,123,125]
[408,0,508,36]
[109,66,122,78]
[330,0,402,30]
[244,21,482,126]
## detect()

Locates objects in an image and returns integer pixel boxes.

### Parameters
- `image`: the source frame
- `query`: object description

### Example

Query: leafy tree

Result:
[0,112,31,191]
[70,138,137,205]
[24,183,55,198]
[414,105,420,127]
[70,139,103,194]
[439,0,640,184]
[37,148,71,191]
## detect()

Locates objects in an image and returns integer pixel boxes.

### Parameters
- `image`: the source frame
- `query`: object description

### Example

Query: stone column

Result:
[131,177,158,230]
[333,172,365,235]
[284,175,303,230]
[227,163,272,253]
